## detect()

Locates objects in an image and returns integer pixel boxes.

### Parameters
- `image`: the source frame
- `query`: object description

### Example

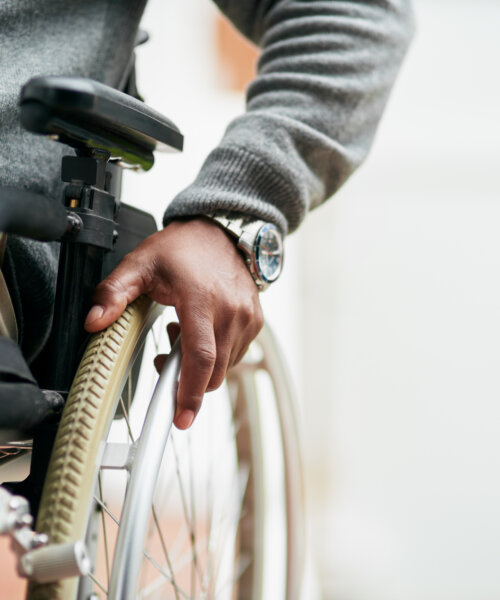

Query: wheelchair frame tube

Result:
[40,242,104,392]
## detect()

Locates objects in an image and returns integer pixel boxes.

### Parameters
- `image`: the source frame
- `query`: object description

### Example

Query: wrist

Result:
[165,212,284,290]
[201,212,284,291]
[163,215,249,266]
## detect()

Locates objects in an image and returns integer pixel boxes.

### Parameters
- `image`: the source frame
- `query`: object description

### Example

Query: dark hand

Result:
[84,218,263,429]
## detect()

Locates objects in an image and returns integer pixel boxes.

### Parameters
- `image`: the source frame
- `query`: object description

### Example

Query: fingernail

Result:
[175,409,195,430]
[85,305,104,325]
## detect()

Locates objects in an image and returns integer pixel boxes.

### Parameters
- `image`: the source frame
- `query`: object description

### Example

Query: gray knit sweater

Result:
[0,0,413,361]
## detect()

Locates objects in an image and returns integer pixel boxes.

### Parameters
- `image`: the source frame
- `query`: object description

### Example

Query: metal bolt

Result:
[31,533,49,549]
[66,212,83,234]
[9,497,21,511]
[15,514,33,529]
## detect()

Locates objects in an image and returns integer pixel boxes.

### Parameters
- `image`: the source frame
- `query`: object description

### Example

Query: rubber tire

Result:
[26,297,303,599]
[27,296,159,600]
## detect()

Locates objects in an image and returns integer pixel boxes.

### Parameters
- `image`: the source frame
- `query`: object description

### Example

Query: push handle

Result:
[0,187,68,241]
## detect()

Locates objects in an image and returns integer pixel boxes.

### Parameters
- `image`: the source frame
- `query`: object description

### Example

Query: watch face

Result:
[254,223,283,283]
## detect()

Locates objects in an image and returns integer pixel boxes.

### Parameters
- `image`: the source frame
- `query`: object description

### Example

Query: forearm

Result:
[165,0,414,234]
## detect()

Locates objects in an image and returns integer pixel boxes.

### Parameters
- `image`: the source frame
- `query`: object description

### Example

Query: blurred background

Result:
[2,0,496,598]
[124,0,500,598]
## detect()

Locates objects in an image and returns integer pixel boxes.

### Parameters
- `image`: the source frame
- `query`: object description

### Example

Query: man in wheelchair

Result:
[0,1,413,433]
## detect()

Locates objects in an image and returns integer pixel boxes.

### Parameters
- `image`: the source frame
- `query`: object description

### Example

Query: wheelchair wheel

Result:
[27,296,304,600]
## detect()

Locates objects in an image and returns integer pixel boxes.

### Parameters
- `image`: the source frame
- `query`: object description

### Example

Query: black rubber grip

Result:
[0,187,68,241]
[0,337,60,432]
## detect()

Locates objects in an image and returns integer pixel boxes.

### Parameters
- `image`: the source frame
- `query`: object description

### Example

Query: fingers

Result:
[155,313,254,431]
[167,322,181,346]
[206,329,232,392]
[199,297,259,392]
[153,354,167,374]
[229,342,251,370]
[153,322,181,374]
[174,305,217,430]
[225,300,264,371]
[84,221,267,433]
[85,255,153,332]
[173,296,263,430]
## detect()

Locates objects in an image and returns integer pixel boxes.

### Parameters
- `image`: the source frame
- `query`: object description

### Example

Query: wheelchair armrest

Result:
[20,77,183,171]
[0,187,68,241]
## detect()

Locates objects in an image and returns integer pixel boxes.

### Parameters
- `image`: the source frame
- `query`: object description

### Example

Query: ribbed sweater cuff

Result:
[163,146,292,235]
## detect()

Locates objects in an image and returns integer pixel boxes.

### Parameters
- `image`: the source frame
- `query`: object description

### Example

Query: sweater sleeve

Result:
[164,0,414,234]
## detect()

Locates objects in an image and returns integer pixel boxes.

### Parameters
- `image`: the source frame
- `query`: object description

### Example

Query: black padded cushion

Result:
[20,76,183,170]
[0,337,60,432]
[0,186,67,241]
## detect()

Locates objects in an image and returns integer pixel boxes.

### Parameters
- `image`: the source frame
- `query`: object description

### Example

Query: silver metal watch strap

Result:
[209,213,251,238]
[207,212,267,289]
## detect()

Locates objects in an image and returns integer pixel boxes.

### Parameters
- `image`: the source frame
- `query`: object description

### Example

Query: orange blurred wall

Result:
[215,15,258,92]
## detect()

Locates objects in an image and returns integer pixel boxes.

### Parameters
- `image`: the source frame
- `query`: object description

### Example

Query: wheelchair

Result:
[0,72,304,599]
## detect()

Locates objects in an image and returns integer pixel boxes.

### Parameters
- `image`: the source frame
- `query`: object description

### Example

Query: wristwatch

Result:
[208,213,284,291]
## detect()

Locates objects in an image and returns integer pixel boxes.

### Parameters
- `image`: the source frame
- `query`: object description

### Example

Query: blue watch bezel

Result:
[254,223,283,284]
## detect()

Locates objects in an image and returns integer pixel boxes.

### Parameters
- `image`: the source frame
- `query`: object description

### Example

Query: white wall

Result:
[300,0,500,597]
[124,0,500,598]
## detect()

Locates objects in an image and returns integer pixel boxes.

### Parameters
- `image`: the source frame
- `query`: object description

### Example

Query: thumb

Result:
[85,259,148,332]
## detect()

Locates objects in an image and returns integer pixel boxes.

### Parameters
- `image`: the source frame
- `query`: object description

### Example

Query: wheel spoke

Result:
[188,435,197,598]
[119,394,135,443]
[94,494,121,527]
[171,435,204,587]
[138,573,173,599]
[127,375,132,418]
[143,550,191,600]
[98,475,112,587]
[203,410,215,597]
[208,499,240,594]
[151,504,181,600]
[88,570,108,595]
